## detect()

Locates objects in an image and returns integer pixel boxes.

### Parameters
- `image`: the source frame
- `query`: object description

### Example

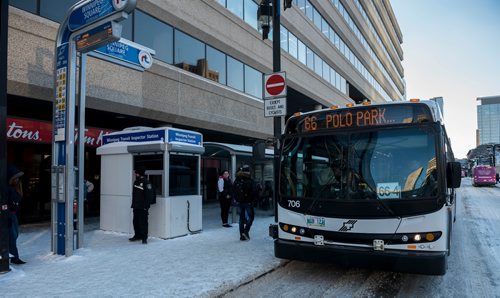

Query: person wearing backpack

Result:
[217,170,233,228]
[233,165,257,241]
[129,165,154,244]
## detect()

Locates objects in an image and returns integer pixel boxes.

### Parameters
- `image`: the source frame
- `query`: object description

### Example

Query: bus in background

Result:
[472,165,496,186]
[269,99,462,275]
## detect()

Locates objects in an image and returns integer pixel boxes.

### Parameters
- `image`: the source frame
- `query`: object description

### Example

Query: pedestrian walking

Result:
[7,164,26,264]
[233,165,257,241]
[129,165,154,244]
[217,170,233,227]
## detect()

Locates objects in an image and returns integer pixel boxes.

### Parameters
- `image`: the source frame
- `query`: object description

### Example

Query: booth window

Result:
[134,154,164,197]
[170,154,198,196]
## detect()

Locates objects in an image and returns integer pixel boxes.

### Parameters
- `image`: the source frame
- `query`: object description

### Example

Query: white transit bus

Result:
[269,100,462,275]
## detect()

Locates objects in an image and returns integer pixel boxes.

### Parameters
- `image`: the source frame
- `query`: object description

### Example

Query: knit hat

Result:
[135,165,146,176]
[241,165,251,173]
[7,164,24,184]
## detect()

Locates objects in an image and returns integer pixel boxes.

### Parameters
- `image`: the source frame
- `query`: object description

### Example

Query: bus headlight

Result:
[414,234,422,242]
[401,235,409,242]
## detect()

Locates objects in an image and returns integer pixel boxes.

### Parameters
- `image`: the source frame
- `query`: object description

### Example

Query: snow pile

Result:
[0,204,285,297]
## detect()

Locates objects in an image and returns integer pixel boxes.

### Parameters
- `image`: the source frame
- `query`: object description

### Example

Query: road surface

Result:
[221,178,500,297]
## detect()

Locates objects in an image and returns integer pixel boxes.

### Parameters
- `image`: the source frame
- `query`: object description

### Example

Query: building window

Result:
[227,56,244,92]
[244,65,262,98]
[40,0,79,23]
[280,25,288,52]
[288,32,298,59]
[227,0,243,19]
[134,11,173,63]
[206,46,227,84]
[306,47,314,70]
[169,154,198,196]
[243,0,258,30]
[314,53,322,77]
[297,40,306,65]
[121,13,133,40]
[322,61,330,81]
[10,0,37,14]
[174,30,206,75]
[305,0,313,20]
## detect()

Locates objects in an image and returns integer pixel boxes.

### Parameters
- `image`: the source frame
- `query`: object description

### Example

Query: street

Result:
[222,178,500,297]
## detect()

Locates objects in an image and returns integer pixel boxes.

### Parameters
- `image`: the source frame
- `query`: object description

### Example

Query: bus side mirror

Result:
[447,161,462,188]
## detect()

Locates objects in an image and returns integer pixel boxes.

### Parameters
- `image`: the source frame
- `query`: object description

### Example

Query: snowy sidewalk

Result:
[0,203,286,297]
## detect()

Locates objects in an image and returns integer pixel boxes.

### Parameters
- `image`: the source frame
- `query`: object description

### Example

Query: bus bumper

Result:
[274,239,447,275]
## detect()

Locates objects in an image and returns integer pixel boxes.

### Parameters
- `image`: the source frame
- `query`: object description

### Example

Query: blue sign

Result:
[92,39,154,70]
[103,129,165,145]
[68,0,134,32]
[54,43,69,140]
[167,129,203,146]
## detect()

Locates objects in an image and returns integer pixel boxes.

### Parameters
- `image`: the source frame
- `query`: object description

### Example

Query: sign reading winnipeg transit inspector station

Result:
[263,72,287,117]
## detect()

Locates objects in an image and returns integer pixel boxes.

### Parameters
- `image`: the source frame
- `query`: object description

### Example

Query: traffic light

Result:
[284,0,293,10]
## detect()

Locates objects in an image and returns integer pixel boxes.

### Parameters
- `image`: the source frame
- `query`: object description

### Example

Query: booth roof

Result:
[203,142,273,158]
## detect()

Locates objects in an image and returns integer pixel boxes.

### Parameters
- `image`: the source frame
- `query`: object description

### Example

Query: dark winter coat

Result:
[233,171,257,204]
[7,165,24,214]
[131,176,154,210]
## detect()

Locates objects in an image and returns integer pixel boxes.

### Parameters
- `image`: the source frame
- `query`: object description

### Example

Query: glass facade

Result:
[11,2,264,99]
[40,0,79,23]
[10,0,37,13]
[9,0,405,102]
[477,99,500,144]
[135,11,173,64]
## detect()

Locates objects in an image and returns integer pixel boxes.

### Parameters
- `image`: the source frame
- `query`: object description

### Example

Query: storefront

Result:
[6,116,114,223]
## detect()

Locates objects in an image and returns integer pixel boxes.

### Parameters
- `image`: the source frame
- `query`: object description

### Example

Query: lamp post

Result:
[0,0,9,273]
[258,0,289,221]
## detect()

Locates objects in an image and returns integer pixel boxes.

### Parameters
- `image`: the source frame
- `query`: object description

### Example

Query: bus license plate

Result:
[307,216,325,227]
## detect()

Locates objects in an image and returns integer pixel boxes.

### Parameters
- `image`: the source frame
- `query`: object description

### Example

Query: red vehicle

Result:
[472,165,497,186]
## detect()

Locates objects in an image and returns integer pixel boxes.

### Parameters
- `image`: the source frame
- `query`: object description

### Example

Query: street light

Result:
[257,0,272,40]
[258,0,291,221]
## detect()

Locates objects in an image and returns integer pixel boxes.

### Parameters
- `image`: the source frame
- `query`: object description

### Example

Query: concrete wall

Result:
[6,0,402,139]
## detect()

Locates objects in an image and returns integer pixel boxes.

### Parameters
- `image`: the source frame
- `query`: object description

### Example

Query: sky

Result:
[391,0,500,158]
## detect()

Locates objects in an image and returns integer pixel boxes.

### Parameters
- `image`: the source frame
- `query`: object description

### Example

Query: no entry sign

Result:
[263,72,287,99]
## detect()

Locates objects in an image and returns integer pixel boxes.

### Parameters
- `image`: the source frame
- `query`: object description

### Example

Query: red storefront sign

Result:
[6,117,114,147]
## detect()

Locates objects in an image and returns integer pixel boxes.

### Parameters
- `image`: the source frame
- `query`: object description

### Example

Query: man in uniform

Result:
[129,165,154,244]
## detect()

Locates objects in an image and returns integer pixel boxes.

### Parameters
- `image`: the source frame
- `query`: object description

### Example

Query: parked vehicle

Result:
[472,165,496,186]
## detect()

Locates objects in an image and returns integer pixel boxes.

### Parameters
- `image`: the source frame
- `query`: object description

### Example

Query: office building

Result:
[6,0,405,221]
[477,96,500,145]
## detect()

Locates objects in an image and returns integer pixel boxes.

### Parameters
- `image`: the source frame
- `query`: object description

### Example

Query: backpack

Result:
[234,177,253,203]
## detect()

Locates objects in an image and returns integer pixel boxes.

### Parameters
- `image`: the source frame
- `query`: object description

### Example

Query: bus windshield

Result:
[280,126,438,202]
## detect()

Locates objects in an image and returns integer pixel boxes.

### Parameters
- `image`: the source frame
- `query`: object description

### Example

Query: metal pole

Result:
[0,0,10,273]
[64,42,77,257]
[272,0,281,222]
[76,53,86,248]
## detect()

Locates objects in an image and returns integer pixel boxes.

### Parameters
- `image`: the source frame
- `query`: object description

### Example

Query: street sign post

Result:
[90,38,155,71]
[68,0,136,32]
[264,71,286,99]
[264,97,287,117]
[52,0,147,257]
[263,71,287,117]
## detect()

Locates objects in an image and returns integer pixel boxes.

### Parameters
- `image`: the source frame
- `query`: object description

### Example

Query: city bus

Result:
[472,165,496,186]
[269,100,462,275]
